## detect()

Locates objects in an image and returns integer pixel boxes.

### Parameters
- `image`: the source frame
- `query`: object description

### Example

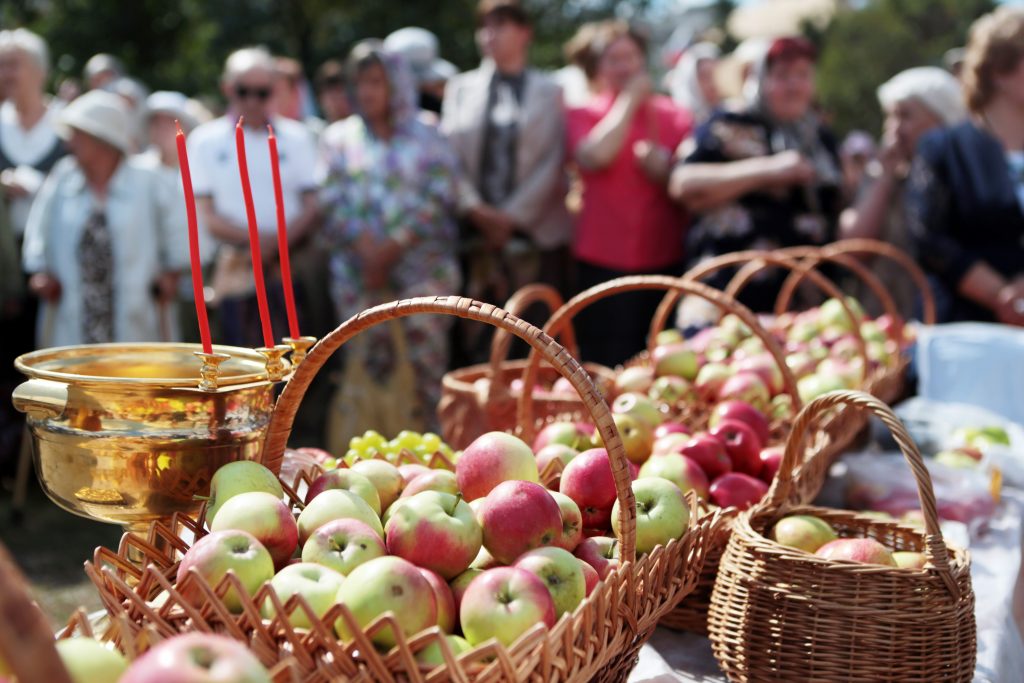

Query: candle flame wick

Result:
[175,120,184,136]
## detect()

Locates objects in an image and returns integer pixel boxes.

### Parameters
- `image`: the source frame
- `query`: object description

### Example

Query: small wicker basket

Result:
[708,390,976,682]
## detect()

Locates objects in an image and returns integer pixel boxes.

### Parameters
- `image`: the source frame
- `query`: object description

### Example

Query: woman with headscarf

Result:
[670,36,843,312]
[905,6,1024,325]
[840,67,965,316]
[318,41,461,428]
[667,42,722,126]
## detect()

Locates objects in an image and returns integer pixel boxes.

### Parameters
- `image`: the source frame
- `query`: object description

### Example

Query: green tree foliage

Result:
[1,0,646,104]
[812,0,993,136]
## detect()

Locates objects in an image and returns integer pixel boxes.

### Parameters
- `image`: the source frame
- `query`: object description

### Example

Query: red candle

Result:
[235,118,275,349]
[267,125,300,339]
[174,121,213,355]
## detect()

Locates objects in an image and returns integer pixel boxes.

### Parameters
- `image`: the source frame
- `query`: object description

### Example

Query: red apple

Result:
[709,472,768,510]
[717,372,770,411]
[572,536,619,579]
[400,470,459,498]
[305,469,381,515]
[385,491,482,579]
[654,422,692,440]
[733,354,784,396]
[459,567,556,647]
[758,446,784,482]
[300,518,386,575]
[119,633,270,683]
[209,491,298,571]
[549,491,584,552]
[398,464,431,487]
[559,448,618,529]
[417,567,456,633]
[478,481,562,564]
[579,558,599,596]
[815,538,896,566]
[652,432,691,456]
[709,419,763,476]
[536,444,578,488]
[449,567,483,612]
[456,432,539,501]
[678,434,732,481]
[709,400,770,446]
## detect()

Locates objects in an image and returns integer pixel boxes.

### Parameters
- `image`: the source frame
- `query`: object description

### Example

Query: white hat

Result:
[146,90,197,130]
[877,67,966,127]
[56,90,133,154]
[383,27,438,68]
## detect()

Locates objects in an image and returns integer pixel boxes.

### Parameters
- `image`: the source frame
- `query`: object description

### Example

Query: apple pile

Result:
[768,514,929,568]
[174,429,691,661]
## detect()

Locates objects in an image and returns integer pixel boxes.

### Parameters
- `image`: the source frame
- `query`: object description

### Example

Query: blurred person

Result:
[22,90,188,346]
[273,56,324,137]
[138,91,202,342]
[384,27,458,116]
[838,130,876,203]
[83,53,124,91]
[188,47,319,347]
[906,7,1024,325]
[55,76,82,104]
[556,23,598,108]
[840,67,964,316]
[671,37,843,313]
[733,37,771,107]
[314,59,352,123]
[566,20,693,366]
[106,75,149,152]
[667,42,722,125]
[442,0,571,363]
[318,42,461,429]
[944,47,966,80]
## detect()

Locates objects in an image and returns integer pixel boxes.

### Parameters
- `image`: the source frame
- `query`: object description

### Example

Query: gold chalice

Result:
[12,343,290,538]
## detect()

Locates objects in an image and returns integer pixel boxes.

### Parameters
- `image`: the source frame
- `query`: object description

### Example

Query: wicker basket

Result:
[708,390,976,682]
[88,296,719,683]
[439,284,616,449]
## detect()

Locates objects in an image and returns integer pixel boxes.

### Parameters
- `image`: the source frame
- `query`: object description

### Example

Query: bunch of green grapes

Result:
[342,429,457,465]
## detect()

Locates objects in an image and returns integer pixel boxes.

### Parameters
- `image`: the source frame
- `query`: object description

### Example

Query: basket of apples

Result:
[439,284,617,450]
[517,270,885,635]
[0,538,288,683]
[86,296,720,683]
[707,390,975,682]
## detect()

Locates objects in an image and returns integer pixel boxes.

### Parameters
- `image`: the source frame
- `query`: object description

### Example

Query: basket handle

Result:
[484,284,578,404]
[820,239,936,325]
[766,390,960,599]
[260,296,638,562]
[517,276,802,440]
[0,542,74,683]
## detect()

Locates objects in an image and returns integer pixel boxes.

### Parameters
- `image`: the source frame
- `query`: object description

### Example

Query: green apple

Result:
[514,547,586,619]
[549,491,583,552]
[401,469,460,498]
[301,517,386,575]
[719,314,752,339]
[770,515,837,553]
[449,567,483,611]
[612,392,663,429]
[415,635,472,668]
[954,425,1011,448]
[305,469,381,515]
[335,556,437,649]
[262,562,345,629]
[385,491,482,580]
[651,344,699,380]
[119,633,270,683]
[648,375,695,404]
[416,567,457,633]
[860,320,887,344]
[611,478,689,554]
[210,491,298,570]
[614,366,655,394]
[655,329,684,346]
[297,489,383,545]
[797,373,847,403]
[350,460,404,511]
[206,460,284,526]
[935,450,980,469]
[892,551,929,569]
[639,452,709,500]
[611,413,654,465]
[176,529,275,612]
[55,638,128,683]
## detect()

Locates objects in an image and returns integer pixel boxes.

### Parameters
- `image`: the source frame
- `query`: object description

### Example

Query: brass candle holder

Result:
[12,343,289,538]
[282,336,317,366]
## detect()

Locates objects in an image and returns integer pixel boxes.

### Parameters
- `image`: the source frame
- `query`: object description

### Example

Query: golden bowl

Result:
[13,343,286,536]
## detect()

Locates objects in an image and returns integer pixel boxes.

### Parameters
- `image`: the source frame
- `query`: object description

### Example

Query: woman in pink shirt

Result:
[566,21,692,366]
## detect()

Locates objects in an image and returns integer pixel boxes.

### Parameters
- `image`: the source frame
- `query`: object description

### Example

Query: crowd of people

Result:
[2,0,1024,452]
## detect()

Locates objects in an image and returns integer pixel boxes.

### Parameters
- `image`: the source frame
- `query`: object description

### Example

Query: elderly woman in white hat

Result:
[22,90,188,346]
[839,66,965,315]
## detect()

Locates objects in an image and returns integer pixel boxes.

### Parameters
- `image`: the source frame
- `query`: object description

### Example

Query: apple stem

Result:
[450,493,463,515]
[193,494,210,501]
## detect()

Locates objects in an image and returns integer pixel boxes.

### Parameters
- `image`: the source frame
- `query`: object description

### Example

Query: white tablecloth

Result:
[630,491,1024,683]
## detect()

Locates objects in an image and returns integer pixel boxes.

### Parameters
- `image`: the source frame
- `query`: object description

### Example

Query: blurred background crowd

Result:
[1,0,1023,462]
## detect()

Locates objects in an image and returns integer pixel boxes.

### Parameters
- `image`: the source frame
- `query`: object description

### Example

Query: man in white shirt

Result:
[188,46,319,347]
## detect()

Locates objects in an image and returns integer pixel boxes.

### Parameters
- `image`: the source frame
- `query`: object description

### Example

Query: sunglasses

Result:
[234,85,272,101]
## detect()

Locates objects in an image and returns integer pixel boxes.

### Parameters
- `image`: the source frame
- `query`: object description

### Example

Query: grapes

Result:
[343,429,457,466]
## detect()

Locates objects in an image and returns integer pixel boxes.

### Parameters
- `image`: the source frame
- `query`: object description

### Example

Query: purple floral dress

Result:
[318,51,461,428]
